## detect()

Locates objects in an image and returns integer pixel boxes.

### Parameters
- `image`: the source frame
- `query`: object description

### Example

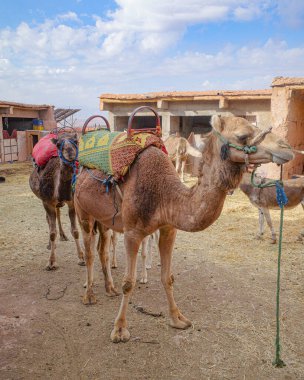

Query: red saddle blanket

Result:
[32,133,58,167]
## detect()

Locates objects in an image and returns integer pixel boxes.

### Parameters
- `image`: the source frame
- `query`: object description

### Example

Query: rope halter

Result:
[58,139,79,191]
[213,126,272,164]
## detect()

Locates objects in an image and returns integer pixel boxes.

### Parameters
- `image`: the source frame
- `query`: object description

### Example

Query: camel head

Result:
[211,115,294,165]
[51,132,78,163]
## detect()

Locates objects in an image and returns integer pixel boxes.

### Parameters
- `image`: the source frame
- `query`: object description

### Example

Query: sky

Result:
[0,0,304,119]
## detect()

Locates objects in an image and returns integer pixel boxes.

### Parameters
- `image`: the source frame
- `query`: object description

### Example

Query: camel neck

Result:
[167,135,245,232]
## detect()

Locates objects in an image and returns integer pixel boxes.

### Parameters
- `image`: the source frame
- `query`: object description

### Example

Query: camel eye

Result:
[237,135,248,144]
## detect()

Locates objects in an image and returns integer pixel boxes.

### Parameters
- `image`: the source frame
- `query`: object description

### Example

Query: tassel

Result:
[220,143,230,161]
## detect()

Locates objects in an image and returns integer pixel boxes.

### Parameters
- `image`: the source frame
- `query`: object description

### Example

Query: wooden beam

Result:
[219,96,229,109]
[157,100,168,109]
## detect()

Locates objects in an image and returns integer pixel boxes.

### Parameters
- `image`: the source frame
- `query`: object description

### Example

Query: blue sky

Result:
[0,0,303,119]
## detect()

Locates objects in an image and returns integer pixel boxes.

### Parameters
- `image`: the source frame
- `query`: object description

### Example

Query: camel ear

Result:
[211,115,224,132]
[51,138,58,146]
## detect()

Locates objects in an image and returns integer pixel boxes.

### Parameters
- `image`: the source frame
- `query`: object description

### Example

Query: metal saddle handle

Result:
[82,115,111,135]
[127,106,161,138]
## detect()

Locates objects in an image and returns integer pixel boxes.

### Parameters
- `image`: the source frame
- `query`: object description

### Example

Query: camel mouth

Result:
[271,150,294,165]
[272,155,292,165]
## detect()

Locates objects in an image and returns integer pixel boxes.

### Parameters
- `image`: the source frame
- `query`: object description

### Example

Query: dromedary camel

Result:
[74,115,293,343]
[29,131,84,269]
[240,172,304,243]
[164,134,202,182]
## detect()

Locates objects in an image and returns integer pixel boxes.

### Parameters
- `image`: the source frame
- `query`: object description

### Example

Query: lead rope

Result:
[251,166,287,367]
[273,165,287,368]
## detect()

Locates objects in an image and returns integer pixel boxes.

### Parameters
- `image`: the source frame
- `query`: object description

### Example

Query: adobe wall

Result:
[39,107,57,130]
[262,87,304,179]
[108,98,271,137]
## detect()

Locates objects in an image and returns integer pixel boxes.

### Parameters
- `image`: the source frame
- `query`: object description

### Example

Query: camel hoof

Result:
[46,263,58,271]
[83,293,97,305]
[140,278,148,284]
[46,244,51,250]
[110,327,130,343]
[106,286,120,297]
[145,264,152,270]
[169,313,192,329]
[296,235,303,242]
[111,264,118,269]
[78,259,86,266]
[271,239,277,244]
[60,235,69,242]
[255,234,263,240]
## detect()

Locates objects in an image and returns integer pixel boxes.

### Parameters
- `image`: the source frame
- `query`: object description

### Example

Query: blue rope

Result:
[58,139,79,192]
[86,168,113,193]
[275,181,288,208]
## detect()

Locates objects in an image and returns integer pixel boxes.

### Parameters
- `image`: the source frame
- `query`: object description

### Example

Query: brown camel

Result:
[29,131,84,270]
[74,115,293,343]
[164,134,203,182]
[240,173,304,243]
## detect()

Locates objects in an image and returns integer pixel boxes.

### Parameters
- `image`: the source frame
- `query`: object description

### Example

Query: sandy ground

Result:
[0,162,304,380]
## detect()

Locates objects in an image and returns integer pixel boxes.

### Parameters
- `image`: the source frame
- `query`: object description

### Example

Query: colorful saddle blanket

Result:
[78,130,166,180]
[32,133,58,167]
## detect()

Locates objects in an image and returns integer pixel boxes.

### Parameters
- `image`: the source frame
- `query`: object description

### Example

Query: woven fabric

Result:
[32,133,58,167]
[78,130,165,179]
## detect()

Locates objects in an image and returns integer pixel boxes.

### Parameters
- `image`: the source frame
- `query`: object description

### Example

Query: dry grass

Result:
[0,163,304,379]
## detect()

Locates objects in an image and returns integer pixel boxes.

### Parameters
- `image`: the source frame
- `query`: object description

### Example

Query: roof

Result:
[54,108,81,122]
[272,77,304,87]
[99,89,272,102]
[0,100,53,109]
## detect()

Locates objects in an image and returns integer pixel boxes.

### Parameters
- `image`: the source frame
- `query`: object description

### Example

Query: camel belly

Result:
[75,170,124,232]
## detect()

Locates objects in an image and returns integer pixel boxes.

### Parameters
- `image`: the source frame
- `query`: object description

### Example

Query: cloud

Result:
[0,1,303,116]
[276,0,304,28]
[57,11,80,22]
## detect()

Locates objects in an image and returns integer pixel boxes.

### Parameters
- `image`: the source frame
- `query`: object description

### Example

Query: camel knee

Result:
[161,273,174,288]
[50,232,56,242]
[73,230,79,239]
[122,280,134,295]
[81,220,91,234]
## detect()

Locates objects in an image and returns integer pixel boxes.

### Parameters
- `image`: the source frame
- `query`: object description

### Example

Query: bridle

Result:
[58,138,79,190]
[212,126,272,165]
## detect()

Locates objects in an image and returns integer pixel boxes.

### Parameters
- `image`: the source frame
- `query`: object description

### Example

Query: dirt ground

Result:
[0,162,304,380]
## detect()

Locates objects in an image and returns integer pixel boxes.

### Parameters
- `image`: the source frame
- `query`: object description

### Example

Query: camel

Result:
[240,173,304,243]
[74,115,294,343]
[29,131,84,269]
[164,134,203,182]
[110,230,160,283]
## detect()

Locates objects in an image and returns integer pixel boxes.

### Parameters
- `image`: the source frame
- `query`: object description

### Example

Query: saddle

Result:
[32,133,58,167]
[78,130,165,180]
[78,107,167,181]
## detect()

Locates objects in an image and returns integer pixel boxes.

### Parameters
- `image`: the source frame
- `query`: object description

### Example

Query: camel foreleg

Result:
[111,231,118,268]
[67,201,85,266]
[96,226,119,297]
[56,207,69,241]
[79,217,97,304]
[159,226,192,329]
[263,207,276,243]
[43,203,58,270]
[140,236,149,283]
[111,231,141,343]
[256,208,265,240]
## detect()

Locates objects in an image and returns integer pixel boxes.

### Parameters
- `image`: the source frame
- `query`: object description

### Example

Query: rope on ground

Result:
[250,166,287,368]
[45,284,68,300]
[132,304,164,318]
